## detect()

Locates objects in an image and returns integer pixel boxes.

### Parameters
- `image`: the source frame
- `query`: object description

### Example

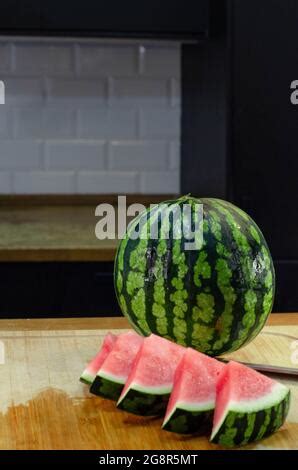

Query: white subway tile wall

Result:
[0,39,181,194]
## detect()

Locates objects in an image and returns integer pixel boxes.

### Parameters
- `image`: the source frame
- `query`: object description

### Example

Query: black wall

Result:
[0,0,208,39]
[231,0,298,312]
[0,262,120,318]
[182,0,298,311]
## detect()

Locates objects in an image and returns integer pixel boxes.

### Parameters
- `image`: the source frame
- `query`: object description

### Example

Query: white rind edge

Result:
[80,370,95,384]
[97,369,126,385]
[210,382,289,441]
[162,400,215,428]
[117,382,172,406]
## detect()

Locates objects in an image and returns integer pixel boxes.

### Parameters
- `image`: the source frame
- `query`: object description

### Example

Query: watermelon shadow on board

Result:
[117,334,184,416]
[210,361,291,447]
[90,331,143,401]
[162,348,224,434]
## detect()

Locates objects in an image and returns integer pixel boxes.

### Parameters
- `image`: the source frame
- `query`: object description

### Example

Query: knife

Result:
[219,359,298,377]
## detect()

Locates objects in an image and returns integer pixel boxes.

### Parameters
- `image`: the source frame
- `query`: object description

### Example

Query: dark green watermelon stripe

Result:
[214,198,250,223]
[249,408,267,442]
[114,229,141,333]
[127,202,174,335]
[135,207,161,334]
[154,201,185,338]
[193,200,238,353]
[117,387,170,416]
[114,221,144,332]
[116,208,145,282]
[200,200,240,354]
[170,244,188,345]
[163,406,213,434]
[211,390,290,447]
[181,198,197,348]
[204,203,233,354]
[252,246,275,330]
[154,200,185,344]
[239,245,275,348]
[163,204,175,340]
[215,204,274,285]
[90,375,124,401]
[259,407,276,441]
[210,201,260,353]
[215,198,265,257]
[190,201,227,354]
[210,206,237,354]
[243,289,268,346]
[121,209,151,333]
[150,204,171,337]
[216,203,254,342]
[169,200,190,341]
[235,413,254,446]
[213,412,252,447]
[215,200,275,348]
[113,215,135,322]
[146,203,180,335]
[266,404,278,438]
[215,411,238,446]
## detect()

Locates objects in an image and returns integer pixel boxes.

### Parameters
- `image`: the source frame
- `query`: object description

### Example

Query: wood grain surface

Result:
[0,205,117,262]
[0,314,297,450]
[0,196,174,262]
[0,313,296,332]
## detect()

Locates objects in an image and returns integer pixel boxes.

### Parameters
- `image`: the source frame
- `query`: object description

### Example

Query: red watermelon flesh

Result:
[98,331,143,383]
[89,331,144,399]
[211,361,290,446]
[80,333,117,385]
[162,348,224,432]
[117,334,185,416]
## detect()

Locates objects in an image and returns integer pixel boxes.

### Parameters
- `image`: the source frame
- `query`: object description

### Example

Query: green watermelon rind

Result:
[162,406,213,435]
[210,384,290,447]
[80,371,94,386]
[89,371,125,401]
[117,386,170,416]
[163,399,215,434]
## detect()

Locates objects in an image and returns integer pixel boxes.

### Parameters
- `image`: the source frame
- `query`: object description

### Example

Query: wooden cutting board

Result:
[0,317,297,450]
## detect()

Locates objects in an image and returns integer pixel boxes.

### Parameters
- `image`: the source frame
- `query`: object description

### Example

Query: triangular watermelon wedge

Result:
[90,331,143,400]
[162,348,224,434]
[117,334,184,416]
[80,333,117,385]
[210,361,291,447]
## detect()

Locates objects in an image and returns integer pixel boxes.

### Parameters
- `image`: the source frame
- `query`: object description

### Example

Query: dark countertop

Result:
[0,195,174,262]
[0,205,117,262]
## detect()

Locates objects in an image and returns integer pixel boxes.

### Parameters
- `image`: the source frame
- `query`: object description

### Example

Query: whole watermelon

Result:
[114,196,275,356]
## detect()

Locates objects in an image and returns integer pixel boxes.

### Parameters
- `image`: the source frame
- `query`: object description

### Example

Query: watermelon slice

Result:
[162,348,224,434]
[90,331,143,400]
[117,334,184,416]
[210,361,291,447]
[80,333,117,385]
